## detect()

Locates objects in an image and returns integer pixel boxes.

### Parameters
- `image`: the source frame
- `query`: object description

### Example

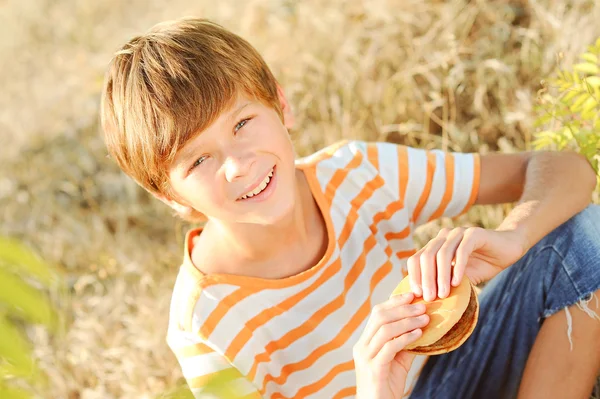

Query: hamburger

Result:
[390,275,479,355]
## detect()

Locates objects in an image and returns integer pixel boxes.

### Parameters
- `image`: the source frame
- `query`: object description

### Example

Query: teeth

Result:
[240,169,273,200]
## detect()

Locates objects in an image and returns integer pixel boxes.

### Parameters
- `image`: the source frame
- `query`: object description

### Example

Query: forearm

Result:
[496,151,597,253]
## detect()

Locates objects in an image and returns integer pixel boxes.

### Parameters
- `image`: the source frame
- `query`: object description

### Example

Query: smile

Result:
[238,167,274,200]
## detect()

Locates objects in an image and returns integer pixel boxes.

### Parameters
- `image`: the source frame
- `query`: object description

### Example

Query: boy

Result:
[100,18,600,399]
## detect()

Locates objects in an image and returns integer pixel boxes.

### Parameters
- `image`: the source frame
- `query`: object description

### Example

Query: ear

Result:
[276,84,295,130]
[153,192,194,216]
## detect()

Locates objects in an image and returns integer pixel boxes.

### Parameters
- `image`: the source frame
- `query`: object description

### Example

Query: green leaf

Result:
[561,89,583,104]
[533,113,554,128]
[580,97,599,119]
[0,384,33,399]
[573,63,600,75]
[0,317,36,376]
[0,238,56,287]
[570,92,592,112]
[0,269,57,329]
[584,76,600,87]
[581,53,599,64]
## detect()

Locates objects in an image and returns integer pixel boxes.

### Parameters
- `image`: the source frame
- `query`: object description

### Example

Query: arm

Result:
[407,149,597,301]
[477,150,597,252]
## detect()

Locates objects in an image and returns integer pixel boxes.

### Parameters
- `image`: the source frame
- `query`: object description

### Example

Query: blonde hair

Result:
[100,18,282,202]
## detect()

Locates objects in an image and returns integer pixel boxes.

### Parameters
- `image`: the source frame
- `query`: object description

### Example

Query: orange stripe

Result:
[201,287,253,338]
[396,249,417,259]
[225,257,343,360]
[271,360,355,399]
[172,342,213,358]
[427,153,455,221]
[384,225,411,241]
[338,175,385,247]
[248,237,376,382]
[397,145,409,207]
[457,153,481,216]
[259,259,392,392]
[325,151,364,199]
[187,367,240,389]
[333,386,356,399]
[370,198,405,238]
[367,143,379,170]
[412,152,437,223]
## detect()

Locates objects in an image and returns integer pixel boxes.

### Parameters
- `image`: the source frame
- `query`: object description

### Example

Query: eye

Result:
[190,155,208,171]
[234,118,251,133]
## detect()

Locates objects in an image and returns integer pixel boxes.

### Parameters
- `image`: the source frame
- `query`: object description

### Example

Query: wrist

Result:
[496,223,531,257]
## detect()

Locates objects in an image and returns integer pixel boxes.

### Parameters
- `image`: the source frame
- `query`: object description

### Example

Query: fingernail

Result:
[413,286,422,297]
[439,286,448,298]
[427,288,436,300]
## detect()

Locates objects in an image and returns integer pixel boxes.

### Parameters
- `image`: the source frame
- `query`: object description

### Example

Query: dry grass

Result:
[1,0,599,398]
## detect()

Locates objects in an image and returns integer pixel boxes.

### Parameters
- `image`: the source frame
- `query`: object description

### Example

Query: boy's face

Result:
[164,87,297,225]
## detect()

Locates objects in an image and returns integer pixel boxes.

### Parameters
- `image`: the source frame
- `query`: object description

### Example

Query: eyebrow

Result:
[228,102,251,123]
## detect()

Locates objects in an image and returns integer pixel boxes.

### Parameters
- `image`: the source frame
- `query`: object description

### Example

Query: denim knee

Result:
[531,204,600,317]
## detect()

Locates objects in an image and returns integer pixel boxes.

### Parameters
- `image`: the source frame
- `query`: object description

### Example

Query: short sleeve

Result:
[167,329,263,399]
[362,141,480,226]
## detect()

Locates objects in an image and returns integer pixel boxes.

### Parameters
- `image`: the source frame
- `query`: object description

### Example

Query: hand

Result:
[353,292,429,399]
[407,227,527,302]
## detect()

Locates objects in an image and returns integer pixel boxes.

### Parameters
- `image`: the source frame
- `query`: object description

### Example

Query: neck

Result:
[208,168,319,263]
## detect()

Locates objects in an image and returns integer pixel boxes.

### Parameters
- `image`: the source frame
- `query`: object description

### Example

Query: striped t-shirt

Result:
[166,140,480,398]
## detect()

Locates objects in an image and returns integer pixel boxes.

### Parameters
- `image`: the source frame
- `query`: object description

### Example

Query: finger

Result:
[407,249,424,297]
[420,236,447,302]
[359,293,415,348]
[373,328,422,366]
[436,228,465,298]
[366,313,429,359]
[452,227,482,286]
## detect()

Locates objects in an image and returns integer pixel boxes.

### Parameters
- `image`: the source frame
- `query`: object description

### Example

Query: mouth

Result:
[237,166,276,201]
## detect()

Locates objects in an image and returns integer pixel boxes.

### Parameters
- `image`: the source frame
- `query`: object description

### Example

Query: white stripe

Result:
[191,284,239,333]
[167,329,203,351]
[376,142,400,197]
[415,150,446,225]
[405,147,428,222]
[180,352,232,379]
[445,153,476,217]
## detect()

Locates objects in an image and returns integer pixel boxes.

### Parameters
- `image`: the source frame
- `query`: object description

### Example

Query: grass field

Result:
[1,0,599,397]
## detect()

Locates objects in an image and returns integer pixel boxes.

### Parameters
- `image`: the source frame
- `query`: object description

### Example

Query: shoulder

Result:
[166,266,202,335]
[296,139,380,171]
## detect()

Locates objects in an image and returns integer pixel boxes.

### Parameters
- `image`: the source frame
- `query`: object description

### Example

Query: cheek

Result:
[180,174,222,206]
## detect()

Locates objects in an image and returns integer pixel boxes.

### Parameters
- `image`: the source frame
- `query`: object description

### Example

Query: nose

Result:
[223,152,253,183]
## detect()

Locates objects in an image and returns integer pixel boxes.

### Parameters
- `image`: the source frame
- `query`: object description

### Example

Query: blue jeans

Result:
[410,204,600,399]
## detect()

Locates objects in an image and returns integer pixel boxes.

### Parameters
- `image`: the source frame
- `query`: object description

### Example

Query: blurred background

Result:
[1,0,599,398]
